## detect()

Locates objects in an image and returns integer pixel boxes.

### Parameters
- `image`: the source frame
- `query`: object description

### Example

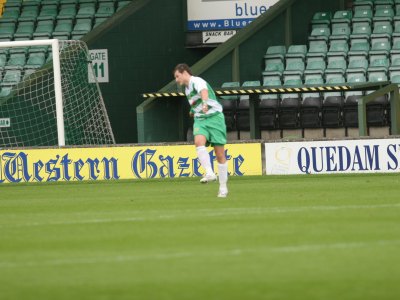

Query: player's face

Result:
[174,71,186,86]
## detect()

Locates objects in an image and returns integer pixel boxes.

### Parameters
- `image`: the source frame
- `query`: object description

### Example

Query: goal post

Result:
[0,39,115,147]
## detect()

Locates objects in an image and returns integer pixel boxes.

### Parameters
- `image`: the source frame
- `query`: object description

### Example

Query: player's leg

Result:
[195,134,217,183]
[214,145,228,197]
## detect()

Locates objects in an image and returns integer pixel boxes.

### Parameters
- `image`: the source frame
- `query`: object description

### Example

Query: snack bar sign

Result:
[187,0,280,31]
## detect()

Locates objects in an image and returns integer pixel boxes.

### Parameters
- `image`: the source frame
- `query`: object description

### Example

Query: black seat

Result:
[300,97,322,128]
[322,96,344,127]
[259,98,279,129]
[279,97,300,128]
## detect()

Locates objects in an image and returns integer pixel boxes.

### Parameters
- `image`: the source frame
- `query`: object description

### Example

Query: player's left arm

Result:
[200,89,209,113]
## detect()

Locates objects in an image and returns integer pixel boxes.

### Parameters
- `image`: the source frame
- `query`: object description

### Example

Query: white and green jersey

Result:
[185,76,222,118]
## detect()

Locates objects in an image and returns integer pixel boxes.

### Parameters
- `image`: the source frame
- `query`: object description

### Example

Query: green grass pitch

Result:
[1,174,400,300]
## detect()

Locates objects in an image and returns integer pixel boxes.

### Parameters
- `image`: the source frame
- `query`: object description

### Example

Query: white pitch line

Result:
[1,239,400,269]
[1,203,400,229]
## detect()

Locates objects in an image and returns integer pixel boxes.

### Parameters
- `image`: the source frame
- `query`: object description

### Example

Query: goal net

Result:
[0,39,115,147]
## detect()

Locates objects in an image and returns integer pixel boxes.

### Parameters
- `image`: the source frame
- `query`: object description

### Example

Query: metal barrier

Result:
[142,81,399,139]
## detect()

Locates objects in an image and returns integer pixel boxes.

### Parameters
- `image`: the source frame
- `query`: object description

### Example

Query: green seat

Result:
[13,21,35,40]
[76,3,96,19]
[4,0,22,9]
[370,41,391,58]
[307,41,328,59]
[1,69,22,86]
[353,8,373,24]
[264,45,286,61]
[350,23,371,44]
[57,5,77,20]
[325,56,347,76]
[285,44,307,61]
[263,59,284,77]
[37,5,58,21]
[310,11,332,29]
[71,18,92,35]
[373,7,394,26]
[18,6,39,22]
[368,57,390,73]
[21,0,41,7]
[5,53,26,70]
[94,17,108,27]
[33,20,54,38]
[117,1,131,11]
[346,58,368,77]
[309,27,330,43]
[96,2,115,18]
[331,10,352,28]
[352,0,374,11]
[53,20,73,38]
[25,52,46,69]
[0,54,7,68]
[261,77,281,100]
[348,42,370,64]
[329,25,350,42]
[0,8,20,24]
[371,22,393,45]
[304,57,326,76]
[327,40,349,59]
[23,69,36,80]
[0,23,16,40]
[283,58,305,77]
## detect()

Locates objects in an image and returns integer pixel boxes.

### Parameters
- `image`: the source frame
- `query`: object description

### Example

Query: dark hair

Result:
[173,63,192,75]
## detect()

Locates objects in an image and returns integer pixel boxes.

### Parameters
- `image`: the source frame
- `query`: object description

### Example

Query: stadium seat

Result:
[304,57,326,76]
[76,3,96,19]
[0,54,7,68]
[327,40,349,60]
[4,0,22,9]
[322,75,345,128]
[13,21,35,40]
[343,74,367,128]
[0,23,16,41]
[331,10,352,28]
[57,5,77,21]
[25,52,46,69]
[285,44,307,61]
[373,7,394,26]
[306,40,328,60]
[308,27,330,43]
[283,58,305,78]
[18,5,39,22]
[348,41,370,62]
[352,8,373,26]
[352,0,374,11]
[350,23,371,45]
[370,22,393,45]
[71,18,93,36]
[1,69,21,86]
[262,59,284,79]
[279,78,302,129]
[346,57,369,78]
[264,45,286,61]
[5,53,26,70]
[52,19,73,39]
[220,81,240,131]
[310,11,332,29]
[325,56,347,77]
[236,81,260,132]
[96,2,115,18]
[37,4,58,21]
[0,7,20,24]
[117,1,131,11]
[300,75,323,128]
[329,25,351,42]
[259,77,281,129]
[366,72,389,126]
[33,20,54,39]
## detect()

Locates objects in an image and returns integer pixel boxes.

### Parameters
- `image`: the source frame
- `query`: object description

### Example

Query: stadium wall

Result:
[3,136,400,184]
[83,0,212,144]
[137,0,346,143]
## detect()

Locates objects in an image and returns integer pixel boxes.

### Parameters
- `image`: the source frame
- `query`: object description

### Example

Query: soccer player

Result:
[173,63,228,198]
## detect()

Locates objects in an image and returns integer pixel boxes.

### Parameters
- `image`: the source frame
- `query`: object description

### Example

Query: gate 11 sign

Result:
[88,49,109,83]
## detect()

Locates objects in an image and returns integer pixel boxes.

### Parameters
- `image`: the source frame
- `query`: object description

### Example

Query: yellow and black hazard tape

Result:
[142,85,368,98]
